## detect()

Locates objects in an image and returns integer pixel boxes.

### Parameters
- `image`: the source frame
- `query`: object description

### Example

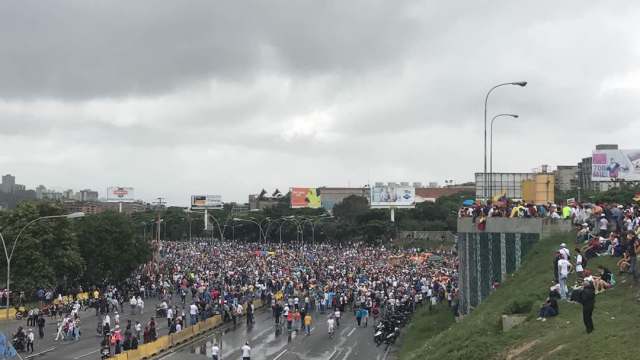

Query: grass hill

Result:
[399,232,640,360]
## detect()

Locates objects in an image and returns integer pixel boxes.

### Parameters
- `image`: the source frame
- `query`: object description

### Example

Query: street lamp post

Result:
[489,113,519,198]
[233,218,263,243]
[0,212,85,318]
[484,81,526,201]
[278,218,301,244]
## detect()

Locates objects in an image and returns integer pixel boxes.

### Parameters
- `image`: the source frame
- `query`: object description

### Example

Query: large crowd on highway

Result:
[8,239,460,358]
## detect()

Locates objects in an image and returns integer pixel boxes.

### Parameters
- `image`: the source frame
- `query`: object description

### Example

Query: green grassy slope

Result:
[401,232,640,360]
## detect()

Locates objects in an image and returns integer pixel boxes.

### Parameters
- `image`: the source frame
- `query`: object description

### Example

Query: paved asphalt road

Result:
[160,308,392,360]
[1,297,395,360]
[0,297,168,360]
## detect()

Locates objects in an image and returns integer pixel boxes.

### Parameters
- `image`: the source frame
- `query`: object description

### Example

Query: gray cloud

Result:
[1,1,640,204]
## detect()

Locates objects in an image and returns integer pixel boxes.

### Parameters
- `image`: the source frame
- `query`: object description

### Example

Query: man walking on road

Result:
[211,341,220,360]
[241,341,251,360]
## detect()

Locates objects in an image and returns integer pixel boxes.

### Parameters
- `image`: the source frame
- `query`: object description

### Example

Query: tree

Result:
[0,202,85,294]
[75,211,151,286]
[332,196,369,224]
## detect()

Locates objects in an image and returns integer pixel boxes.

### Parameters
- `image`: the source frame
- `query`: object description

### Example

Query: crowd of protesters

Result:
[125,240,460,352]
[536,201,640,334]
[7,238,460,356]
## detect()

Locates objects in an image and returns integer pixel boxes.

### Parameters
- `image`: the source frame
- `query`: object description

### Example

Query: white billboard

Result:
[106,186,135,202]
[371,185,415,208]
[191,195,223,210]
[592,149,640,182]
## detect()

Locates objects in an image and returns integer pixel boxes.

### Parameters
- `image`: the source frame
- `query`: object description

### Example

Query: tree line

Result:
[0,202,151,297]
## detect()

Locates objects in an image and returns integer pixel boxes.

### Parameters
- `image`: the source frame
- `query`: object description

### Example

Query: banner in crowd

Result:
[370,185,415,208]
[106,186,135,202]
[592,149,640,181]
[290,187,321,208]
[191,195,223,209]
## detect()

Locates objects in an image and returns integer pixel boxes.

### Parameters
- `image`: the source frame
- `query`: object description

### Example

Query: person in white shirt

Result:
[327,316,335,337]
[175,321,182,333]
[559,243,570,260]
[26,328,35,353]
[137,296,144,314]
[129,296,137,315]
[241,342,251,360]
[211,342,220,360]
[557,258,573,300]
[333,309,341,327]
[189,303,198,326]
[166,307,174,328]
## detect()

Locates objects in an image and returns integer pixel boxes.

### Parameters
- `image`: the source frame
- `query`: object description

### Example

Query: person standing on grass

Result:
[578,280,596,333]
[557,256,573,300]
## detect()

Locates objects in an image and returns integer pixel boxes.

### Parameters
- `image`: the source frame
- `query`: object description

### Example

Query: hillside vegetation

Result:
[400,232,640,360]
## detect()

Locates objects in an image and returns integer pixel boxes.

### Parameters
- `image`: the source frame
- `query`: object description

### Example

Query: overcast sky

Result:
[1,1,639,205]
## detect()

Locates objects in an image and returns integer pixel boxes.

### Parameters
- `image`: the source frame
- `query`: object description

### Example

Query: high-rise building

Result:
[77,189,99,202]
[554,166,578,192]
[1,174,16,193]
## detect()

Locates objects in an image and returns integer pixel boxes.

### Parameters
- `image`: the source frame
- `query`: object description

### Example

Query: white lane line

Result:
[71,349,98,360]
[25,347,56,359]
[328,349,339,359]
[347,327,356,337]
[273,349,288,360]
[383,346,391,360]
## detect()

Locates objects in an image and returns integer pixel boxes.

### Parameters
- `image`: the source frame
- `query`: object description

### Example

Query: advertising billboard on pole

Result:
[290,187,321,208]
[106,186,135,202]
[370,185,415,208]
[591,149,640,181]
[191,195,223,210]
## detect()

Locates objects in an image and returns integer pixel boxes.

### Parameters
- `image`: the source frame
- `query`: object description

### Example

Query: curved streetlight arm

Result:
[278,218,302,244]
[233,218,264,242]
[0,212,84,319]
[483,82,526,201]
[489,113,519,198]
[7,214,81,262]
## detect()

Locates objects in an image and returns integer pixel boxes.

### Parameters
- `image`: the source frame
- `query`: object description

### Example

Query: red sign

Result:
[112,188,129,197]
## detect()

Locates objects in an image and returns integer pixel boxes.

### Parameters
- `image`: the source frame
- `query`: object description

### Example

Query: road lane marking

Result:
[71,349,99,360]
[273,349,288,360]
[25,347,56,359]
[347,327,356,337]
[328,349,339,359]
[383,346,391,360]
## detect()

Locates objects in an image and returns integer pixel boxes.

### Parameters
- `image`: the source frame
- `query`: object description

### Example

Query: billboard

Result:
[592,149,640,181]
[106,186,135,202]
[371,185,415,208]
[191,195,223,210]
[290,187,321,208]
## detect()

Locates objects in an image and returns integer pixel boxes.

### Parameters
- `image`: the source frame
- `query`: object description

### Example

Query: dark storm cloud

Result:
[0,0,420,99]
[1,1,640,204]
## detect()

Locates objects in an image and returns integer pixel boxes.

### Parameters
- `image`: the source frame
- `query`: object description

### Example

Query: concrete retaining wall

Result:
[457,218,572,314]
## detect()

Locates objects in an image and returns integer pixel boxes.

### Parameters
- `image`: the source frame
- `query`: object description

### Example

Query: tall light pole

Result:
[233,218,263,242]
[490,113,519,198]
[484,81,527,201]
[278,218,301,244]
[0,212,85,318]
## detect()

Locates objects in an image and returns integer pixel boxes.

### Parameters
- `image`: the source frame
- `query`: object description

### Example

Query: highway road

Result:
[0,297,167,360]
[0,296,395,360]
[160,308,392,360]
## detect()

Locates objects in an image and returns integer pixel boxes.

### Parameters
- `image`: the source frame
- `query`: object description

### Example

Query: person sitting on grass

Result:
[585,266,614,294]
[536,297,559,321]
[617,251,631,273]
